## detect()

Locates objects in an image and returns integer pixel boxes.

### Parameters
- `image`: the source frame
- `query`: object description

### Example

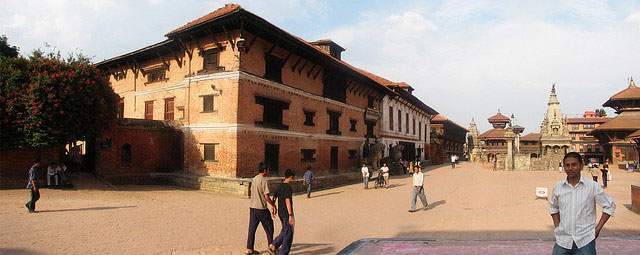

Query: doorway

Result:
[330,146,338,170]
[265,143,280,175]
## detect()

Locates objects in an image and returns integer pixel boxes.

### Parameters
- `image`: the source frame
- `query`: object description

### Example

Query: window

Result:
[146,68,166,84]
[301,149,316,162]
[121,143,131,168]
[595,145,600,152]
[144,101,153,120]
[367,96,374,108]
[365,121,376,138]
[348,150,358,159]
[255,96,289,130]
[413,118,416,135]
[571,133,576,140]
[327,110,341,135]
[264,54,283,83]
[584,124,595,129]
[398,109,402,132]
[202,143,218,161]
[419,121,422,140]
[203,48,222,72]
[572,124,579,130]
[117,98,124,119]
[164,97,174,120]
[389,106,394,131]
[579,133,584,139]
[350,119,357,132]
[580,145,584,152]
[114,72,126,81]
[322,68,347,102]
[406,113,409,133]
[425,124,428,142]
[202,95,214,112]
[304,110,315,126]
[572,145,576,151]
[587,144,592,152]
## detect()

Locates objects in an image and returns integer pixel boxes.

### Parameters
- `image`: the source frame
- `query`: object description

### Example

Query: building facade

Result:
[430,114,468,164]
[97,4,394,177]
[567,111,609,163]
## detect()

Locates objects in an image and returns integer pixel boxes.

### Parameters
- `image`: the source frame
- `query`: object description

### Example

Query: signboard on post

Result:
[536,187,548,199]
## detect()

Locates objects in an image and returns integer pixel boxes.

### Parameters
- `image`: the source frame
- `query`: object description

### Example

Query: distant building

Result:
[566,111,610,163]
[430,114,468,164]
[476,110,511,162]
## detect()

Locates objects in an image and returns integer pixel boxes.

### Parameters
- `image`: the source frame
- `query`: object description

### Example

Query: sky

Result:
[2,0,639,134]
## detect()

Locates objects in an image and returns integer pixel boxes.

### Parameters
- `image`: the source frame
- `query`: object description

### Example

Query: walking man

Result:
[268,169,295,255]
[361,163,369,189]
[409,166,428,212]
[303,166,315,198]
[601,162,609,188]
[549,152,615,254]
[451,155,456,169]
[246,162,277,255]
[26,158,40,213]
[380,163,390,189]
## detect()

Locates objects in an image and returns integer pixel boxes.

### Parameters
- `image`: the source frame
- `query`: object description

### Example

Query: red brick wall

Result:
[96,119,182,177]
[0,147,60,189]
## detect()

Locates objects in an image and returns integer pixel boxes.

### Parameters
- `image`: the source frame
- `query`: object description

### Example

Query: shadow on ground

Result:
[311,191,343,198]
[290,243,336,255]
[427,200,446,210]
[38,205,137,213]
[0,248,42,254]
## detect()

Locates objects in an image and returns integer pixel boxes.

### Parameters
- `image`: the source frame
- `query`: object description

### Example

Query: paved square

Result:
[2,162,639,254]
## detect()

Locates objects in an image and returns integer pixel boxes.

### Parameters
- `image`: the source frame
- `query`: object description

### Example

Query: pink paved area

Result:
[1,162,639,254]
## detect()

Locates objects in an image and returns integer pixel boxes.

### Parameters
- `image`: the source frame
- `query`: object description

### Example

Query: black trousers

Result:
[602,170,608,187]
[246,208,274,250]
[27,189,40,211]
[273,216,294,254]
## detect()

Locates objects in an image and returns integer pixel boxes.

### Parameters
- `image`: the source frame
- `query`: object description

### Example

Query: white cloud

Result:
[625,12,640,30]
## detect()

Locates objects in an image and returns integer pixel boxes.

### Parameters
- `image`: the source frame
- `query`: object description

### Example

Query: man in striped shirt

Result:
[549,152,616,254]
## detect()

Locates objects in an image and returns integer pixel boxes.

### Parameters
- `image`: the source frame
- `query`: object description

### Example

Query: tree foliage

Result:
[1,50,119,149]
[0,35,19,58]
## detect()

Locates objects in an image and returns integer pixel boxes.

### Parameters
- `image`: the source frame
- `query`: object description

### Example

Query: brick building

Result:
[96,4,406,178]
[430,114,468,164]
[566,110,609,163]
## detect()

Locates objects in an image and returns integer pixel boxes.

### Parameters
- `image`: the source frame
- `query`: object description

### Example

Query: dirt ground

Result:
[1,162,639,254]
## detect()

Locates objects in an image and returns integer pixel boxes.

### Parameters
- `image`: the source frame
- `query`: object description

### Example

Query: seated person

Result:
[57,162,70,185]
[47,162,59,186]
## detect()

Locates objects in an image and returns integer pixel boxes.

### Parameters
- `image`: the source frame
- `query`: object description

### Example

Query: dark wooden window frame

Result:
[326,110,342,135]
[145,67,168,85]
[164,97,175,120]
[255,96,290,130]
[202,143,219,162]
[389,106,394,131]
[300,149,316,163]
[350,119,357,132]
[348,149,358,159]
[144,100,154,120]
[303,110,315,126]
[201,94,215,113]
[198,47,225,74]
[264,53,284,83]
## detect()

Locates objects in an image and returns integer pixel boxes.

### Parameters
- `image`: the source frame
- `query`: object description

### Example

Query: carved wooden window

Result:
[264,54,283,83]
[367,96,374,108]
[327,110,341,135]
[202,95,214,112]
[203,49,221,72]
[146,68,166,84]
[350,119,357,132]
[365,121,376,138]
[389,106,394,131]
[255,96,289,130]
[406,113,409,133]
[301,149,316,162]
[144,101,153,120]
[164,97,174,120]
[202,143,218,162]
[303,110,315,126]
[398,109,402,132]
[117,98,124,119]
[348,150,358,159]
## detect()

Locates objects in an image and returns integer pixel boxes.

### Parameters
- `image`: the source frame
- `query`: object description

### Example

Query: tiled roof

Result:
[520,133,541,141]
[432,114,448,122]
[356,69,436,115]
[488,112,510,122]
[566,117,610,124]
[430,114,468,132]
[589,111,640,131]
[478,128,507,140]
[166,3,241,37]
[628,129,640,139]
[608,83,640,101]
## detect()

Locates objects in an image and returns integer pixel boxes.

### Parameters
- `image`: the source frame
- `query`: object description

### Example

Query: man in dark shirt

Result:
[26,158,41,213]
[268,169,295,255]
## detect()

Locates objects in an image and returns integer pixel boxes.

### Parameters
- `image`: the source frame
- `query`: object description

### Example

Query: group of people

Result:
[587,162,611,188]
[245,163,302,255]
[360,163,390,189]
[46,161,70,187]
[450,154,459,169]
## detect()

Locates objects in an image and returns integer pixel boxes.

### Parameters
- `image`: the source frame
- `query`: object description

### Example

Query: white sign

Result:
[536,187,548,199]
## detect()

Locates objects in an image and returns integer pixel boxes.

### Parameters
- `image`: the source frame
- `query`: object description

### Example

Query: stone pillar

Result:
[505,129,515,170]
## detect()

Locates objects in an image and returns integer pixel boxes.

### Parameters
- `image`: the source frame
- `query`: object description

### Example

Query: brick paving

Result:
[1,163,639,254]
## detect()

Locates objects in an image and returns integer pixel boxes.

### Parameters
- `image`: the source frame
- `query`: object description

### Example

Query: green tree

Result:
[0,50,119,149]
[0,35,19,58]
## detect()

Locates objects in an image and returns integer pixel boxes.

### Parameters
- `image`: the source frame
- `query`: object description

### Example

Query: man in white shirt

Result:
[380,163,390,189]
[451,155,456,169]
[549,152,615,254]
[46,162,59,186]
[361,163,369,189]
[409,166,428,212]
